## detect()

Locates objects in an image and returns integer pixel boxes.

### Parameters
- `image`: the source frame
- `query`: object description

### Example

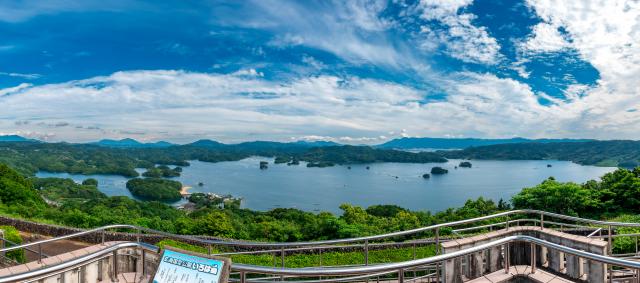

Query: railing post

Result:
[281,247,285,268]
[113,250,119,282]
[240,271,246,283]
[435,227,440,283]
[142,249,146,275]
[506,216,509,230]
[136,229,141,243]
[636,235,638,255]
[504,243,510,274]
[435,228,440,254]
[412,242,417,279]
[398,268,404,283]
[540,213,544,230]
[207,244,212,255]
[530,243,536,274]
[608,225,612,254]
[280,247,285,281]
[319,247,323,267]
[38,243,42,263]
[101,230,105,245]
[364,239,369,266]
[412,242,416,260]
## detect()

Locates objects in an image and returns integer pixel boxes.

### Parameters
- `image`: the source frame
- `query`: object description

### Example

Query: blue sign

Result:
[153,249,227,283]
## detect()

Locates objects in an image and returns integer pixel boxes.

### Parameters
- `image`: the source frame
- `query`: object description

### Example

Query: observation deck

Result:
[1,210,639,283]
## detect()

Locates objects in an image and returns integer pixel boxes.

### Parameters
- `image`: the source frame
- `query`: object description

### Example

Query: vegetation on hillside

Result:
[0,163,506,242]
[0,142,450,178]
[0,225,25,263]
[441,140,640,168]
[34,177,106,202]
[126,178,182,201]
[142,165,182,178]
[3,160,640,255]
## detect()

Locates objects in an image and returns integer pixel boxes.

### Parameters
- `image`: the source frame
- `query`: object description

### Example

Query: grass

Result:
[157,239,437,268]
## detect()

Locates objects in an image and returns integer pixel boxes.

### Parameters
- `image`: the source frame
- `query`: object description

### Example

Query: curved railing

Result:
[1,235,639,283]
[0,208,633,273]
[1,209,635,253]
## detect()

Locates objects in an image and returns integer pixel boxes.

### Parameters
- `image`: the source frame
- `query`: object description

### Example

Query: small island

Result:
[459,161,472,168]
[287,158,300,166]
[307,161,335,168]
[274,156,290,164]
[431,167,449,175]
[422,173,430,179]
[126,178,182,201]
[142,165,182,178]
[260,161,269,169]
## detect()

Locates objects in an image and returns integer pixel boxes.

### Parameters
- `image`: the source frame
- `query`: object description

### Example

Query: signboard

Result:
[152,247,231,283]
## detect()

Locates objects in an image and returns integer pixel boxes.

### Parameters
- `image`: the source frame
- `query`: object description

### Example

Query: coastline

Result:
[180,186,192,195]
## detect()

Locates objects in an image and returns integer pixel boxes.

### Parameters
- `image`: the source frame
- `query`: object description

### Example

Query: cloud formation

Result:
[0,0,639,143]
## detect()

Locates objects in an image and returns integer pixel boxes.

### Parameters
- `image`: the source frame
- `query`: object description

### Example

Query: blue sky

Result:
[1,0,639,143]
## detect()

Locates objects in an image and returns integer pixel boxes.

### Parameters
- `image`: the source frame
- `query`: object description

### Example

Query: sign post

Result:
[151,247,231,283]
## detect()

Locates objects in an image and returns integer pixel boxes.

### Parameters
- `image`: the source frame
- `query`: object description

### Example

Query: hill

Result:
[0,135,37,142]
[378,137,593,150]
[92,138,174,148]
[441,140,640,167]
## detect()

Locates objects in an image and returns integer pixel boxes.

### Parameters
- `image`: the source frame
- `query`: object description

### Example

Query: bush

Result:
[0,226,26,263]
[126,178,182,201]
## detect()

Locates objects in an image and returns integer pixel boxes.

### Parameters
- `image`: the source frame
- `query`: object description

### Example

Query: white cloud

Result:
[417,0,502,65]
[521,22,571,53]
[224,0,418,70]
[3,67,638,143]
[0,1,138,22]
[0,72,41,79]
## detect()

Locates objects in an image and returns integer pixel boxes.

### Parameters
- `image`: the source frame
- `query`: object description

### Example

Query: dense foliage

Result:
[34,177,107,202]
[512,168,640,218]
[126,178,183,201]
[441,140,640,167]
[0,225,26,263]
[142,165,182,178]
[0,142,449,178]
[0,163,507,242]
[299,146,447,165]
[6,160,640,257]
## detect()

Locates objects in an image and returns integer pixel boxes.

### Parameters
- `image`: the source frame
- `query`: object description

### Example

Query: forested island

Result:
[0,141,445,178]
[4,139,640,180]
[126,178,183,201]
[441,140,640,168]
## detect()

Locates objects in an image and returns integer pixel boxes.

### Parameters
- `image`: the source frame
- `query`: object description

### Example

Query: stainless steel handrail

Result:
[1,209,636,253]
[0,242,156,283]
[3,234,638,282]
[231,235,640,276]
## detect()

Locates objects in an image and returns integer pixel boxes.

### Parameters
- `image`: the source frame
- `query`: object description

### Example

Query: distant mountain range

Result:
[91,138,175,148]
[0,135,38,142]
[0,134,595,150]
[377,137,595,150]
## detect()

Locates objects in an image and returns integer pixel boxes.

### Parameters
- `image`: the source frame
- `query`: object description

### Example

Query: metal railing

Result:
[1,235,640,283]
[0,209,637,274]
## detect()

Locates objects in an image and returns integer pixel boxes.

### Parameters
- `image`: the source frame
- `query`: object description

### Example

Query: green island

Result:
[126,178,183,201]
[441,140,640,168]
[142,165,182,178]
[0,142,446,178]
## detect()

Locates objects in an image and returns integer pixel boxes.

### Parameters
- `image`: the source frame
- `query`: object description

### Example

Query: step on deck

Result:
[466,265,576,283]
